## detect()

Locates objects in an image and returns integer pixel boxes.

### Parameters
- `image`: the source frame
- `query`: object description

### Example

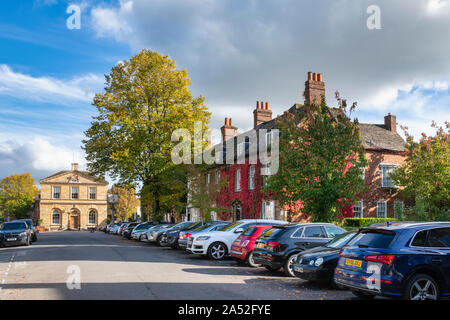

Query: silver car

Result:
[145,224,174,242]
[130,223,154,240]
[178,222,230,250]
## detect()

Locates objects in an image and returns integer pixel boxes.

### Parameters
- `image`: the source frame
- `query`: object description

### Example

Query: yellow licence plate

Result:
[256,243,265,248]
[345,258,363,268]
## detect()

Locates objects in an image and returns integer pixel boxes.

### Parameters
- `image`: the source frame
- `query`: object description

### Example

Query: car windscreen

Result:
[325,232,357,248]
[191,224,211,232]
[217,222,241,232]
[184,222,202,230]
[20,220,32,228]
[1,222,27,230]
[259,227,284,239]
[347,230,396,248]
[135,224,152,230]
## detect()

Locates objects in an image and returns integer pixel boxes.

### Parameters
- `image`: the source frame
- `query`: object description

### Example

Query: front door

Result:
[70,215,79,229]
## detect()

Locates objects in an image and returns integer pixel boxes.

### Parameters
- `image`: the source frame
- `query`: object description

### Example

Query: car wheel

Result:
[404,274,439,300]
[157,236,166,247]
[207,242,227,260]
[351,291,376,299]
[246,251,262,268]
[139,235,143,242]
[284,254,298,277]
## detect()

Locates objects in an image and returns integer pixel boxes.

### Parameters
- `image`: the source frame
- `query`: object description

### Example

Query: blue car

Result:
[334,222,450,300]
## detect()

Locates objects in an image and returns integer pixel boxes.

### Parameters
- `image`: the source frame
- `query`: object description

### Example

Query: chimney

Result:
[253,100,273,129]
[71,163,79,171]
[384,113,397,133]
[221,117,238,143]
[304,71,325,105]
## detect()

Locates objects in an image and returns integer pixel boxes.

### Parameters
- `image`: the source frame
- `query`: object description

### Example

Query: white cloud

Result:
[426,0,450,14]
[90,0,134,41]
[0,65,104,105]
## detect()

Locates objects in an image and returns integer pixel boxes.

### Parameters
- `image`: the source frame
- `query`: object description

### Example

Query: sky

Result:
[0,0,449,185]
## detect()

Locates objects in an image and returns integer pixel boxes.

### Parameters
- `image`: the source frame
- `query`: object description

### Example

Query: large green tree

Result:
[0,173,39,220]
[264,94,367,222]
[108,184,140,221]
[391,121,449,220]
[83,50,211,220]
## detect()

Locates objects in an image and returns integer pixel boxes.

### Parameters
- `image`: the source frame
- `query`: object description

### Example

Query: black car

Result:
[253,223,346,277]
[122,223,139,239]
[0,221,32,247]
[163,221,203,248]
[292,231,357,286]
[17,219,38,242]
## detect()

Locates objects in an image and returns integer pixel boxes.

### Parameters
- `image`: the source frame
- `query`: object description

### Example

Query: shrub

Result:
[342,217,397,228]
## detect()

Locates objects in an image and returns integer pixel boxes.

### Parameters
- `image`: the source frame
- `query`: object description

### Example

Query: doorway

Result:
[69,212,80,230]
[232,201,242,222]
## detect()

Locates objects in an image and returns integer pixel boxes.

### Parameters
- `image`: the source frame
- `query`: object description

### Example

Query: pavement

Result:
[0,231,359,300]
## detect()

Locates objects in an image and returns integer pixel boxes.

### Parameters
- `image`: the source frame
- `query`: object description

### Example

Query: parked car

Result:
[130,223,155,240]
[17,219,38,242]
[156,221,200,246]
[253,223,346,277]
[179,222,230,250]
[108,222,123,234]
[122,223,139,239]
[145,224,174,243]
[334,222,450,300]
[187,219,289,260]
[230,224,277,267]
[292,231,357,286]
[164,221,204,249]
[0,221,32,247]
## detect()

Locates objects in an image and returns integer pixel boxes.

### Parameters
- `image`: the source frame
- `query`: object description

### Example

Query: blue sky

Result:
[0,0,449,184]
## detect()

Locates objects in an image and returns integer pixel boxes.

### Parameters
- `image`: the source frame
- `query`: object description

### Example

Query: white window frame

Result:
[249,165,255,190]
[71,186,79,200]
[88,210,97,225]
[262,201,275,220]
[377,201,387,218]
[353,200,363,218]
[52,210,61,225]
[52,186,61,199]
[381,164,399,188]
[266,131,272,148]
[206,173,210,185]
[89,187,96,200]
[235,169,241,192]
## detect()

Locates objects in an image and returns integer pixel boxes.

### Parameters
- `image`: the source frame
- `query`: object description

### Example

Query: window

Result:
[71,187,79,199]
[324,225,346,238]
[394,200,404,218]
[216,171,220,183]
[89,187,96,200]
[291,227,304,238]
[262,162,271,176]
[411,230,428,247]
[381,165,398,188]
[52,210,60,225]
[249,166,255,190]
[303,226,326,238]
[377,201,387,218]
[52,186,61,199]
[210,211,217,221]
[262,201,275,220]
[353,201,363,218]
[361,167,365,181]
[235,169,241,192]
[348,230,395,249]
[206,173,210,185]
[88,210,96,225]
[237,142,244,156]
[266,131,272,147]
[427,228,450,248]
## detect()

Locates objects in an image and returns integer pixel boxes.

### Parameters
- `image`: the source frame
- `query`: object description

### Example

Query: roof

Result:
[40,170,108,184]
[359,123,406,152]
[363,221,450,231]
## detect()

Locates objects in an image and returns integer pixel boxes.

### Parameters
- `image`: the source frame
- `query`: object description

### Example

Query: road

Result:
[0,231,357,300]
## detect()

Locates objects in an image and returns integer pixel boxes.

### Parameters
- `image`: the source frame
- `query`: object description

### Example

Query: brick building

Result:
[188,72,407,222]
[35,163,109,230]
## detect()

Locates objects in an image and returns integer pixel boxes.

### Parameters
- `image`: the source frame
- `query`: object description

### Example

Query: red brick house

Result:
[187,72,407,222]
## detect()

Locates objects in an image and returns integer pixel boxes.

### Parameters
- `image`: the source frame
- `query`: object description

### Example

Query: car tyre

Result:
[246,251,262,268]
[284,254,298,277]
[404,273,439,300]
[207,242,227,260]
[351,291,376,299]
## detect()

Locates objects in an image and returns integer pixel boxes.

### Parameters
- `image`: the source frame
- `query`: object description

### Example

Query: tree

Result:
[263,94,367,222]
[391,121,449,220]
[0,173,39,220]
[108,184,140,221]
[186,165,227,222]
[83,49,211,220]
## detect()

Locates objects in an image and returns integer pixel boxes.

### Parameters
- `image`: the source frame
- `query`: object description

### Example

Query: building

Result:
[36,163,109,230]
[194,72,407,222]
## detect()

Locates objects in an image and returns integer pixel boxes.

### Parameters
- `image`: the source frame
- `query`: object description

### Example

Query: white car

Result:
[186,219,288,260]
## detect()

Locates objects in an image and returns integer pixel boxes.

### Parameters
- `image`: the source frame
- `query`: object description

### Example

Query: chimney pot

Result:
[308,72,313,81]
[229,118,233,126]
[225,117,229,126]
[313,73,318,81]
[265,102,269,110]
[256,101,260,109]
[318,73,323,82]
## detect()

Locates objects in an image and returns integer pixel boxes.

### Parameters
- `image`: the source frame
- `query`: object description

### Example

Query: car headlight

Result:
[197,236,210,241]
[20,231,27,237]
[314,257,324,267]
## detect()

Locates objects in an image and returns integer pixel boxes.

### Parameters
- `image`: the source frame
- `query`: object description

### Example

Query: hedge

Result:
[342,218,397,228]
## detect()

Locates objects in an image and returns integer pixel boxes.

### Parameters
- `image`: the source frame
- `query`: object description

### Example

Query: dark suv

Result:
[253,223,346,277]
[0,221,32,247]
[334,222,450,300]
[17,219,38,242]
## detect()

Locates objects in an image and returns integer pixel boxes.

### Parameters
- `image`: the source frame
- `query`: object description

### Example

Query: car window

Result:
[260,228,283,239]
[1,222,27,230]
[218,223,241,232]
[303,226,326,238]
[348,231,395,249]
[324,225,346,238]
[242,227,257,236]
[427,228,450,248]
[291,227,304,238]
[325,232,357,248]
[211,224,227,231]
[411,230,428,247]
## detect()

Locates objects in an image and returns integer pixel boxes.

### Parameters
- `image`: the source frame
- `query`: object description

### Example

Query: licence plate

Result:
[6,238,17,241]
[345,258,363,268]
[256,242,265,248]
[294,266,303,273]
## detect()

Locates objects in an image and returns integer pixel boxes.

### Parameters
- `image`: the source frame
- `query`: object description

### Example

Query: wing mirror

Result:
[234,228,244,234]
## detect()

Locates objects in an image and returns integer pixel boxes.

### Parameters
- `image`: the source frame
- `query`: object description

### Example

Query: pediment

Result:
[40,170,108,185]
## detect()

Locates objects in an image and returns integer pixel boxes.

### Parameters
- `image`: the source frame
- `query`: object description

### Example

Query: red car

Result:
[230,224,274,267]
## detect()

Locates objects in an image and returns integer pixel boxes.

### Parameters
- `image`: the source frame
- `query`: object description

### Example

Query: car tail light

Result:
[266,241,280,252]
[364,254,396,265]
[339,249,343,257]
[185,233,191,238]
